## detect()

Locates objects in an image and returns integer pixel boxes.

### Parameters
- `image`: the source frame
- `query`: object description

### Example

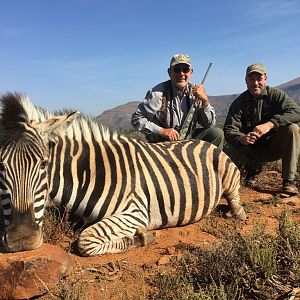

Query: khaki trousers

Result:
[224,124,300,181]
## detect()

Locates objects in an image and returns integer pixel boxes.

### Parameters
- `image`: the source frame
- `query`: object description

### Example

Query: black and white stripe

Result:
[0,93,245,256]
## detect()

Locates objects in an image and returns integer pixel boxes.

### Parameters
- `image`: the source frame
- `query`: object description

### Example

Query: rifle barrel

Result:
[201,62,212,85]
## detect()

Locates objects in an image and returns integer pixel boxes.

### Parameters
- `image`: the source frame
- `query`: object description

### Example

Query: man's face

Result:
[168,64,193,91]
[246,72,267,97]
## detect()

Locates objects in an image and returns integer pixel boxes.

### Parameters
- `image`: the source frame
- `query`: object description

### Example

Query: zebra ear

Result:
[32,111,80,140]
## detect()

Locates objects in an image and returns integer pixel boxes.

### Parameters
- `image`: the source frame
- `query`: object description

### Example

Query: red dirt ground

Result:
[38,170,300,300]
[2,170,299,299]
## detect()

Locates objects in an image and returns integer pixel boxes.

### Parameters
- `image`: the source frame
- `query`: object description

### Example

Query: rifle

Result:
[178,62,212,140]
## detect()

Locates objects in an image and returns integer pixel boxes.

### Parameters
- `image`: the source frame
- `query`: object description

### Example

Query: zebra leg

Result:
[77,213,154,256]
[133,227,155,247]
[225,192,246,221]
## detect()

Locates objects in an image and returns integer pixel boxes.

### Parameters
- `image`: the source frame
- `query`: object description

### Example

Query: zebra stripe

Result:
[0,92,246,255]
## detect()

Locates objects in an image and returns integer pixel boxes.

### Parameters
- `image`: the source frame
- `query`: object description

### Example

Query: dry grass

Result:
[41,206,300,299]
[42,202,79,252]
[150,210,300,300]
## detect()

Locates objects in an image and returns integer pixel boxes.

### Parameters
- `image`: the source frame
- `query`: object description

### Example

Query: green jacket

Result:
[224,85,300,146]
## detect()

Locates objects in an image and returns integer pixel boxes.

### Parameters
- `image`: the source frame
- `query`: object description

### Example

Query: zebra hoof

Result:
[233,207,246,221]
[134,228,155,247]
[230,204,247,221]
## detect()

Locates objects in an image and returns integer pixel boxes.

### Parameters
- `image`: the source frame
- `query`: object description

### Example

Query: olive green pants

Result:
[224,124,300,181]
[192,127,224,149]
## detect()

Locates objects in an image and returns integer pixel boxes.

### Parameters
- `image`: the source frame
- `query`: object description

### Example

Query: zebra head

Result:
[0,93,79,252]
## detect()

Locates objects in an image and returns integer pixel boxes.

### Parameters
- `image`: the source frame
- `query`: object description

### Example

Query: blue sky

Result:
[0,0,299,116]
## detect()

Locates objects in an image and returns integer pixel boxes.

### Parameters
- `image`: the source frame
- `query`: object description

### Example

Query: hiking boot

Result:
[244,175,259,188]
[282,181,299,195]
[242,161,263,188]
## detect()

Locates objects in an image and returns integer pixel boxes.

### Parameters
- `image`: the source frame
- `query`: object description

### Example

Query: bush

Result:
[150,210,300,300]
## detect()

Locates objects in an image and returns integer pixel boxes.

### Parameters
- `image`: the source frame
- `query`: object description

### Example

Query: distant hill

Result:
[95,77,300,131]
[95,101,139,131]
[277,77,300,102]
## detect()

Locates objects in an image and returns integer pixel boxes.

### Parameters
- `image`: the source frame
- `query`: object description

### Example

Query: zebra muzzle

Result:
[4,208,43,252]
[5,223,43,252]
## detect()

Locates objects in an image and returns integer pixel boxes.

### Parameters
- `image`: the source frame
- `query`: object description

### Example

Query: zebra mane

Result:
[0,92,120,142]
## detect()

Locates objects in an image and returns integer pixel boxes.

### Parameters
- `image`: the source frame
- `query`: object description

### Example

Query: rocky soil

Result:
[1,170,300,299]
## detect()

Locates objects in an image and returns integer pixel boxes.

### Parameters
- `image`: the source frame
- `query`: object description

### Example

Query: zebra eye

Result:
[40,160,48,169]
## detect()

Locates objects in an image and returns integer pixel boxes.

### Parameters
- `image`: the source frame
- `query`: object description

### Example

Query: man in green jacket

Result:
[224,63,300,195]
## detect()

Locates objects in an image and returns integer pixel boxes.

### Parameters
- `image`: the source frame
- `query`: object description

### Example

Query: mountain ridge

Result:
[95,76,300,131]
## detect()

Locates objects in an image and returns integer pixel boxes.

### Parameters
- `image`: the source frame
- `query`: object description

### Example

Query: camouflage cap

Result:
[246,63,267,76]
[170,54,192,67]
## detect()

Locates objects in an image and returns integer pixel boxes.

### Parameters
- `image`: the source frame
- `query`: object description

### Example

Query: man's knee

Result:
[278,124,300,146]
[192,127,224,148]
[201,127,224,148]
[286,123,300,136]
[210,127,224,140]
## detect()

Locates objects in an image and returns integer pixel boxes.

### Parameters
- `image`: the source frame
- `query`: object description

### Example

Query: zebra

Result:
[0,92,246,256]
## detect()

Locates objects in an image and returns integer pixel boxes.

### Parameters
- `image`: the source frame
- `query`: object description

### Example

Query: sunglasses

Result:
[173,66,191,74]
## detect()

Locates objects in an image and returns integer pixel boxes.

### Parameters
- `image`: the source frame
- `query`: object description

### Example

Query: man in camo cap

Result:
[131,54,223,148]
[224,63,300,195]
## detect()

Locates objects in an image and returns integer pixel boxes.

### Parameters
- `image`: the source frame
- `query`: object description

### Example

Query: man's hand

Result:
[191,84,209,107]
[239,121,276,145]
[252,121,276,136]
[239,131,261,145]
[159,128,179,141]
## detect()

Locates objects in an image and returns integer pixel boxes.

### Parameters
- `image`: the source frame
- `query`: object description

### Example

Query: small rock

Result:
[157,255,171,265]
[142,262,157,270]
[179,231,188,236]
[166,246,176,255]
[279,193,292,198]
[152,230,161,238]
[0,243,72,299]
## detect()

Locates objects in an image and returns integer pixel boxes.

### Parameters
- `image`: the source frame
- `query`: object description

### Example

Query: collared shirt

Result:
[131,80,216,136]
[224,85,300,146]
